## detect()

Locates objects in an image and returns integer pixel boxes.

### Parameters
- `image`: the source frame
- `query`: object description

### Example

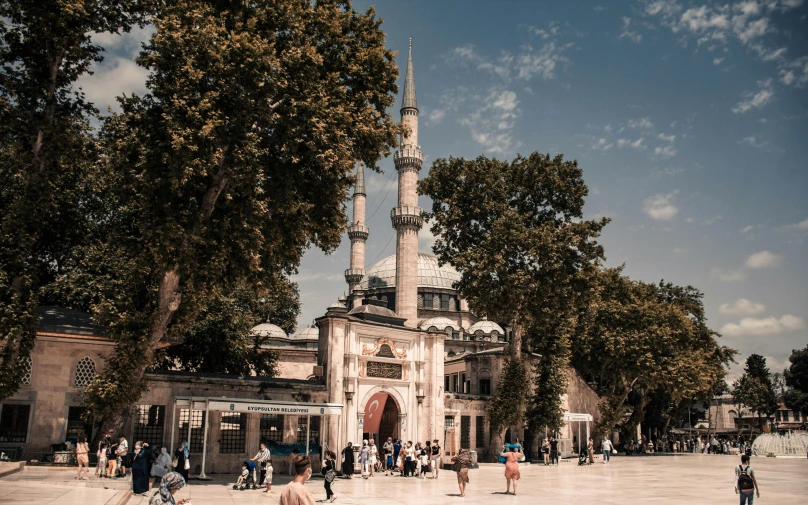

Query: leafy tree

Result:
[153,277,299,376]
[733,354,779,431]
[783,346,808,416]
[76,0,399,432]
[419,152,608,458]
[484,358,529,460]
[0,0,148,400]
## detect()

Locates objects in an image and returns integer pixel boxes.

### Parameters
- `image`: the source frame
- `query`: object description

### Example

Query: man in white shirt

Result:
[116,435,128,477]
[601,437,613,464]
[250,442,271,489]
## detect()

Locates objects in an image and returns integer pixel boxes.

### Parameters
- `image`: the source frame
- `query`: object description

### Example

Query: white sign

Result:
[563,413,593,422]
[208,400,342,416]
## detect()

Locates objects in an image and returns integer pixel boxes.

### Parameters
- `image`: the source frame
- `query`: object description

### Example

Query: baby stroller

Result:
[578,448,591,466]
[232,460,258,490]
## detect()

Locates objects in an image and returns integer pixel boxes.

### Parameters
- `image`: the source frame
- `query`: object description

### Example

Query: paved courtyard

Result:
[1,454,806,504]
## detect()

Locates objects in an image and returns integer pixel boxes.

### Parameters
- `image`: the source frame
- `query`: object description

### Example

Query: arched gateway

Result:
[359,388,405,443]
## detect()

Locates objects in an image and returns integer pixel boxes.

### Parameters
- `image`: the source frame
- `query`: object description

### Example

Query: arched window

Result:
[74,357,96,387]
[21,356,32,385]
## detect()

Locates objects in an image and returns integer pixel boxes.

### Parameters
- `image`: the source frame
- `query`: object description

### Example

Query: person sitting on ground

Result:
[149,472,190,505]
[279,455,316,505]
[735,454,760,505]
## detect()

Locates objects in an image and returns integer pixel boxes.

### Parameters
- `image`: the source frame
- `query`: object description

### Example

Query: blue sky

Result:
[80,0,807,375]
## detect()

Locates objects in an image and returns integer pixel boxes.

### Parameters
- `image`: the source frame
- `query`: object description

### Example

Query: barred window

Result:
[461,416,470,449]
[417,294,424,309]
[476,416,485,448]
[21,356,32,385]
[444,415,455,429]
[423,293,433,309]
[440,294,450,311]
[260,414,283,443]
[219,412,246,454]
[133,405,166,448]
[297,416,320,444]
[66,406,92,441]
[74,357,96,387]
[0,404,30,443]
[178,409,205,453]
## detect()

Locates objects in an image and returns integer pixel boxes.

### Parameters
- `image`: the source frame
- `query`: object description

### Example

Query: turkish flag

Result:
[363,393,388,435]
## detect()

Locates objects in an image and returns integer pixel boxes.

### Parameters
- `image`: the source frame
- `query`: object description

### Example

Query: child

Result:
[263,458,273,493]
[385,451,393,476]
[234,463,250,489]
[97,442,108,478]
[419,449,429,479]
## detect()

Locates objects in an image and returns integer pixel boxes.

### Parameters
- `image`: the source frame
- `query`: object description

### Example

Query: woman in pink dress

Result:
[499,446,522,495]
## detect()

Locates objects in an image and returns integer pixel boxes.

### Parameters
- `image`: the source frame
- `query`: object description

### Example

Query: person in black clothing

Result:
[175,441,189,482]
[549,437,559,466]
[341,442,354,478]
[130,442,152,495]
[323,451,337,502]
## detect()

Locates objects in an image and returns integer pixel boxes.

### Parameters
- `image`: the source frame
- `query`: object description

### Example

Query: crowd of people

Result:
[344,437,443,480]
[620,435,758,457]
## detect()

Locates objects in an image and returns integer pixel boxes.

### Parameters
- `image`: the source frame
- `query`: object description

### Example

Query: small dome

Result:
[420,317,461,332]
[329,300,346,309]
[293,326,319,340]
[468,318,505,337]
[250,323,288,339]
[359,253,461,290]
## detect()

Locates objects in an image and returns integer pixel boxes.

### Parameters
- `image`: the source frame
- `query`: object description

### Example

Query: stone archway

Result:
[359,387,406,443]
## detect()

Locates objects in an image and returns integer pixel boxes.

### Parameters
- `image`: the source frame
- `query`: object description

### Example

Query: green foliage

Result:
[732,354,779,429]
[0,0,148,400]
[486,358,529,431]
[529,332,570,434]
[783,346,808,416]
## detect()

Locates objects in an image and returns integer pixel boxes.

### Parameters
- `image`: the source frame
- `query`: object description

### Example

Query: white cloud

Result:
[721,314,806,337]
[516,41,573,81]
[711,267,747,282]
[740,225,759,233]
[732,79,773,114]
[739,136,769,149]
[713,57,724,65]
[459,87,522,155]
[745,250,784,268]
[643,190,679,220]
[77,56,149,113]
[419,221,438,252]
[719,298,766,316]
[780,217,808,232]
[620,17,643,44]
[654,133,678,158]
[617,138,645,150]
[779,56,808,87]
[628,117,654,129]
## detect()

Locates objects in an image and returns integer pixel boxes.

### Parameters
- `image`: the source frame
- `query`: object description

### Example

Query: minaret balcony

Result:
[393,148,424,170]
[344,268,365,285]
[391,206,424,229]
[347,224,369,241]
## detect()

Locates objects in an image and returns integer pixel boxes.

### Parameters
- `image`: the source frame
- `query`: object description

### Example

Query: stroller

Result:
[232,460,259,490]
[578,448,591,466]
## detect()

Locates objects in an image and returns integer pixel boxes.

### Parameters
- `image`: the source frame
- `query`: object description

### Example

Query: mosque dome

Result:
[467,318,505,338]
[419,317,462,332]
[250,323,288,339]
[359,253,461,290]
[329,300,346,309]
[293,326,319,341]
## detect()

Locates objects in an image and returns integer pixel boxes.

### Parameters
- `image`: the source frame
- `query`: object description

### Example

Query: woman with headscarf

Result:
[341,442,354,478]
[451,448,471,497]
[153,447,173,487]
[149,472,190,505]
[131,441,153,495]
[359,440,370,478]
[175,441,189,482]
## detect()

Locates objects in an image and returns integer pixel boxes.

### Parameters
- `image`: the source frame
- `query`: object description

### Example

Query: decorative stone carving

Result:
[361,338,408,359]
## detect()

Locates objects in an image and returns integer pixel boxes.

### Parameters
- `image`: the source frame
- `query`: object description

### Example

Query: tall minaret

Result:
[345,164,369,304]
[391,38,424,327]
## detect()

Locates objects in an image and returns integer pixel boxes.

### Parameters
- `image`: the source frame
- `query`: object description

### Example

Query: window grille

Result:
[366,361,402,379]
[133,405,165,448]
[444,416,455,429]
[260,414,283,443]
[0,404,30,443]
[178,409,205,453]
[66,406,92,441]
[296,416,320,444]
[423,293,433,309]
[476,416,485,448]
[74,357,96,387]
[21,357,32,385]
[417,294,423,309]
[219,412,246,454]
[440,294,450,310]
[461,416,470,449]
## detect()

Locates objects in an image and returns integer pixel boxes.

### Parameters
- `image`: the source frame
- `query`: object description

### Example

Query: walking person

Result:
[322,450,337,503]
[602,436,613,464]
[383,437,394,473]
[359,440,370,478]
[541,439,550,465]
[368,439,377,477]
[549,436,559,466]
[735,454,760,504]
[174,441,189,482]
[451,448,471,497]
[499,445,522,495]
[131,441,152,496]
[250,442,271,491]
[279,455,316,505]
[393,439,402,475]
[75,434,90,480]
[587,438,595,464]
[341,442,354,478]
[149,472,190,505]
[430,439,441,479]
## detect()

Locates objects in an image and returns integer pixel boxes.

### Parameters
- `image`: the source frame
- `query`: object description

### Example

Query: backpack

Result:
[737,465,754,491]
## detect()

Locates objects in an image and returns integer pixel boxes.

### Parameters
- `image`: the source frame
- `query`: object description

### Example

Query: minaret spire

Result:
[345,163,369,302]
[391,38,424,327]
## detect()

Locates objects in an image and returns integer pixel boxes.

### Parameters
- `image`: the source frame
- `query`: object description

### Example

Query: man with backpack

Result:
[735,454,760,504]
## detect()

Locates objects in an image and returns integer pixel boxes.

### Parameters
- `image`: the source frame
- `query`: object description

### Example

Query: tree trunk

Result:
[486,426,505,463]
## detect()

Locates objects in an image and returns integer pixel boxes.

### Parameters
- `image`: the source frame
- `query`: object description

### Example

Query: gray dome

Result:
[250,323,287,339]
[293,326,319,340]
[420,317,461,332]
[359,253,461,290]
[328,300,346,309]
[468,318,505,336]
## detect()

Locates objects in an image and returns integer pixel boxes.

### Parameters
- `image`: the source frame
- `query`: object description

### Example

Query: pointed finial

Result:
[401,38,417,111]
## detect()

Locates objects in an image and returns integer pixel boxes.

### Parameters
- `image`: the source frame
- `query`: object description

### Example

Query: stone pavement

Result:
[1,454,806,504]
